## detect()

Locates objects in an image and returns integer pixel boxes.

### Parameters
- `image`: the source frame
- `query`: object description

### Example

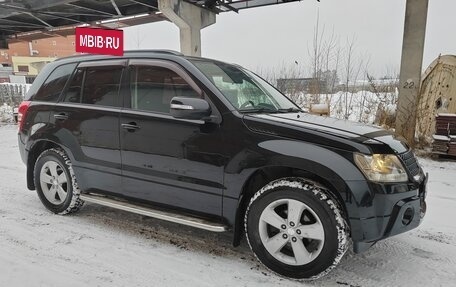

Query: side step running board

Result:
[79,193,228,232]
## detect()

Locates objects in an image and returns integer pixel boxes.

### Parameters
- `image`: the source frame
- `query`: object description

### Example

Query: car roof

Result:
[53,50,229,67]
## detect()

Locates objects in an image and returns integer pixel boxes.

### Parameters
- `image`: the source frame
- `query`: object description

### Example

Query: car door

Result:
[52,59,126,195]
[120,59,225,217]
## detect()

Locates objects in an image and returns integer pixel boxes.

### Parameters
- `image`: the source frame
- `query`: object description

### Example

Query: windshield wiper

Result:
[277,107,302,113]
[238,107,279,114]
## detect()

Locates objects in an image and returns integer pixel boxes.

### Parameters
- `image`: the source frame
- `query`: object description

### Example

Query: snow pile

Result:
[327,91,382,123]
[292,90,398,125]
[0,103,13,123]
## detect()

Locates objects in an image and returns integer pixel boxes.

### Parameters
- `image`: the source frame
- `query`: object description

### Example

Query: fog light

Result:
[402,207,414,226]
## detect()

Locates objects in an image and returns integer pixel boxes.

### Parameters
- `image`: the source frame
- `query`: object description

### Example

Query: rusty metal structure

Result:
[416,55,456,145]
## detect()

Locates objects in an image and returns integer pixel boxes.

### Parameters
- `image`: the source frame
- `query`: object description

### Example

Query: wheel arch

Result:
[232,164,352,247]
[26,140,66,190]
[243,175,349,279]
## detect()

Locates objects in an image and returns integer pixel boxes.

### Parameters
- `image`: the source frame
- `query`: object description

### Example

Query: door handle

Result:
[121,122,140,131]
[54,113,68,120]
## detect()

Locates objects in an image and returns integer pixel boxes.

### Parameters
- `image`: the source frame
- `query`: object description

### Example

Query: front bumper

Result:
[352,173,428,253]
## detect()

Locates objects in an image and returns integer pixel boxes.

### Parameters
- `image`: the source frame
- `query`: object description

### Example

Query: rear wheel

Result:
[245,178,348,279]
[34,148,84,214]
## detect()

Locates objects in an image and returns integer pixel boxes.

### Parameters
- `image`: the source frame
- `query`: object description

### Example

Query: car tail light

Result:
[17,101,31,132]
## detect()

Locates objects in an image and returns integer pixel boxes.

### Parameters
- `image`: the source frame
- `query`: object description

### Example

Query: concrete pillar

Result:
[395,0,429,145]
[158,0,216,56]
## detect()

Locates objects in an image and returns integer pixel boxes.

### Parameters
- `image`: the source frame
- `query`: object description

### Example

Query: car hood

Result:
[243,113,409,154]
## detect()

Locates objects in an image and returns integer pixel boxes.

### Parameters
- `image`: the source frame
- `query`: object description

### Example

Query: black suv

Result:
[18,50,427,279]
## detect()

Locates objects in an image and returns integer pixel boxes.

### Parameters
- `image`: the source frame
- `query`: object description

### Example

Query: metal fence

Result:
[0,83,31,123]
[0,83,30,106]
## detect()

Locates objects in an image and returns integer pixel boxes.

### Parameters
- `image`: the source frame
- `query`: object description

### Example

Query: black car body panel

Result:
[18,51,427,252]
[119,109,225,216]
[51,103,123,195]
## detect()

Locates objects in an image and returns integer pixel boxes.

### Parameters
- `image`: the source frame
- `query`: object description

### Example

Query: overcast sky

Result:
[124,0,455,77]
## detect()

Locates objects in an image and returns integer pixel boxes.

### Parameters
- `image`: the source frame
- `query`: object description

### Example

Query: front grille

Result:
[398,150,420,176]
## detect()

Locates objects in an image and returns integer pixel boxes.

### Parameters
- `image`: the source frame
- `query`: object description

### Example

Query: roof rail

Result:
[124,49,184,56]
[54,49,185,62]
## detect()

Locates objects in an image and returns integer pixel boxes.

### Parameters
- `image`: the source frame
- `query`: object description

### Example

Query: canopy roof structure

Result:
[0,0,166,44]
[186,0,301,13]
[0,0,300,46]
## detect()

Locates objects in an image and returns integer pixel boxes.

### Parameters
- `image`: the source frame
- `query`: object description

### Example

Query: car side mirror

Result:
[170,97,211,120]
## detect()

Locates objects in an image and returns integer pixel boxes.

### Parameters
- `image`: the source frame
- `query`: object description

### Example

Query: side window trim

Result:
[56,101,123,113]
[80,68,86,103]
[120,108,205,125]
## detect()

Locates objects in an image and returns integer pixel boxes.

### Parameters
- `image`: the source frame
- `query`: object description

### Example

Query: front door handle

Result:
[121,122,140,132]
[54,113,68,120]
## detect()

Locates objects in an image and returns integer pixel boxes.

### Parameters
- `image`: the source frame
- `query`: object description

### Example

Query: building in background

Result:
[0,66,13,83]
[277,78,328,95]
[11,56,57,83]
[0,35,78,82]
[0,49,11,67]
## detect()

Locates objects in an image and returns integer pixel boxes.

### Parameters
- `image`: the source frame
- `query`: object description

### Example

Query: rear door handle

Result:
[121,122,140,131]
[54,113,68,120]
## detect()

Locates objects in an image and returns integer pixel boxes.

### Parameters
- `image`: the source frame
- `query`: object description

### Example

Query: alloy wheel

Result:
[258,198,325,266]
[39,160,69,205]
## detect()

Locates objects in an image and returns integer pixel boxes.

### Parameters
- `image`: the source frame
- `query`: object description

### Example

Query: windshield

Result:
[191,60,300,113]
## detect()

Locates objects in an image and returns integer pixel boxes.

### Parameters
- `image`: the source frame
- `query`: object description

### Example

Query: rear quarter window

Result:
[31,63,77,102]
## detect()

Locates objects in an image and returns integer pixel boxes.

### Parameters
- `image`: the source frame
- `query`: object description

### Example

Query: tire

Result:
[244,177,348,279]
[34,148,84,214]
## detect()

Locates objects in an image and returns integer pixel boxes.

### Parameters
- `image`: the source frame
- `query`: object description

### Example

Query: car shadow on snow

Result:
[72,203,447,287]
[76,203,258,260]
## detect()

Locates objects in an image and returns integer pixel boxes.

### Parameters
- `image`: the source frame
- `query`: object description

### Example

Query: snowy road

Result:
[1,124,455,287]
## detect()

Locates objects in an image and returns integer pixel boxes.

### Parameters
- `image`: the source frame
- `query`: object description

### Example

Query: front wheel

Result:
[34,148,84,214]
[245,178,348,279]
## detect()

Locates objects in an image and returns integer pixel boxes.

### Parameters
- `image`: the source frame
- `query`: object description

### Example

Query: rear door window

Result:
[33,63,76,102]
[82,67,123,107]
[62,65,123,107]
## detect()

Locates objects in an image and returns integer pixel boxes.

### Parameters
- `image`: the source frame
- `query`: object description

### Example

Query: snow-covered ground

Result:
[292,90,398,125]
[0,124,455,287]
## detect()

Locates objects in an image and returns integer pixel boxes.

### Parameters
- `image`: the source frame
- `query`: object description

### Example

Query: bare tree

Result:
[340,36,367,120]
[256,17,395,126]
[308,12,341,105]
[367,68,399,128]
[256,62,306,106]
[134,27,145,49]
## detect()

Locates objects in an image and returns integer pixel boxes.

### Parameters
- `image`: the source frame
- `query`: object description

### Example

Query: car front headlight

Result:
[354,153,408,182]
